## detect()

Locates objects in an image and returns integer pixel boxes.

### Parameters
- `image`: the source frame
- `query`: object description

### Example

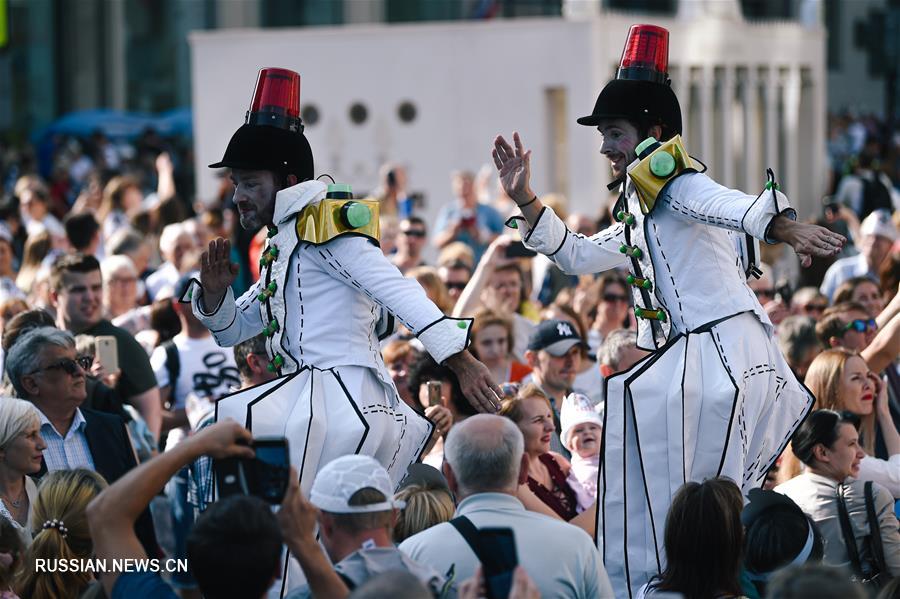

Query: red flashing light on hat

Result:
[617,24,670,85]
[246,67,304,134]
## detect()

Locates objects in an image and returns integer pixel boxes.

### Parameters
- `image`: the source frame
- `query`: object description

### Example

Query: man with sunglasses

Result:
[392,217,429,274]
[4,326,158,555]
[817,302,879,353]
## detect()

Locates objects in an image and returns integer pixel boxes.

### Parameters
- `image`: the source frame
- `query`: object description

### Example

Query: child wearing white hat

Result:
[560,393,604,512]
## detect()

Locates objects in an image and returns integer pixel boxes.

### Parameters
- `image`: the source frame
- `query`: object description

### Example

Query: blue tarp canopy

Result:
[31,108,193,143]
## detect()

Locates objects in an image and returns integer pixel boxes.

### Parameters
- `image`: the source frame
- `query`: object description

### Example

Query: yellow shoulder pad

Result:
[295,199,381,245]
[628,135,696,214]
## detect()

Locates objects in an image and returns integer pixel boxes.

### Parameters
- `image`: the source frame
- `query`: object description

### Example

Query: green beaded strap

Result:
[618,244,643,259]
[615,211,636,226]
[626,274,653,291]
[634,307,667,322]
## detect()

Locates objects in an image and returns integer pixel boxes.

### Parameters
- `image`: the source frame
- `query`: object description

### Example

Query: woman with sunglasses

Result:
[779,349,900,497]
[586,272,632,354]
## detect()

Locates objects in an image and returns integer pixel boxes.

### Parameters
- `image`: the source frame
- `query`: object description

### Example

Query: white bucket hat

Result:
[310,455,406,514]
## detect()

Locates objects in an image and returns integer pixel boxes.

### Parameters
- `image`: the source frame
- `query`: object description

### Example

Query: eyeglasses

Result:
[603,294,629,303]
[843,319,878,333]
[402,230,426,238]
[445,282,468,291]
[27,356,92,377]
[108,276,138,286]
[754,288,776,298]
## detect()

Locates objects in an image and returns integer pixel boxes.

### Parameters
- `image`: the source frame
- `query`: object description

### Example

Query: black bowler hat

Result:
[209,68,314,180]
[577,24,682,135]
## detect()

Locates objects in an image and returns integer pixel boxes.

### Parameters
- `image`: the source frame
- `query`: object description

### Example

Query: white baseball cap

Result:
[309,455,406,514]
[560,393,604,445]
[860,209,898,242]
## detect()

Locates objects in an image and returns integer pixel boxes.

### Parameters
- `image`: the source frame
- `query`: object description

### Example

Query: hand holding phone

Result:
[95,336,119,375]
[426,381,444,407]
[215,436,291,504]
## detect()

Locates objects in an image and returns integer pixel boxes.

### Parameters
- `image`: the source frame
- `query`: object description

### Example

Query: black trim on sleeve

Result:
[523,206,549,244]
[548,228,569,257]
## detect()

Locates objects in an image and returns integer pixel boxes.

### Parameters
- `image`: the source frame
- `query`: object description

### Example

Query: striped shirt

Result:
[38,408,96,472]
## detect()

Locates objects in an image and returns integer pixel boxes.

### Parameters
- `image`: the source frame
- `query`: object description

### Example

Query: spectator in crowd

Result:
[408,352,474,426]
[817,301,878,353]
[560,392,603,512]
[383,340,419,410]
[437,259,472,305]
[468,308,530,385]
[233,332,277,389]
[286,454,452,598]
[777,410,900,577]
[98,175,143,242]
[437,242,475,272]
[833,148,900,220]
[790,286,829,319]
[0,195,26,264]
[639,478,745,598]
[520,319,587,454]
[597,328,648,379]
[741,488,824,595]
[15,469,107,599]
[821,210,897,301]
[777,315,822,380]
[406,266,453,314]
[100,255,150,334]
[0,398,45,545]
[15,229,51,296]
[0,517,24,599]
[393,466,455,543]
[767,563,866,599]
[834,275,885,318]
[0,309,55,393]
[393,217,428,274]
[49,253,161,439]
[586,273,631,352]
[62,212,101,258]
[434,170,504,262]
[371,163,411,218]
[0,300,28,342]
[399,414,613,598]
[348,571,433,599]
[4,326,158,555]
[87,421,305,599]
[145,223,197,301]
[500,385,579,520]
[379,215,399,257]
[16,178,64,242]
[105,227,152,280]
[0,228,23,305]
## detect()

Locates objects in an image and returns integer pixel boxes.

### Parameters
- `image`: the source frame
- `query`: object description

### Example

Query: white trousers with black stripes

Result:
[598,311,813,598]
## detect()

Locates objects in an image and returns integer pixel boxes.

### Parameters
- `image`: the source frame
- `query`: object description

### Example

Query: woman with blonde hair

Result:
[778,348,900,496]
[468,308,530,385]
[14,231,51,296]
[408,266,453,314]
[0,398,46,545]
[14,469,107,599]
[393,482,455,543]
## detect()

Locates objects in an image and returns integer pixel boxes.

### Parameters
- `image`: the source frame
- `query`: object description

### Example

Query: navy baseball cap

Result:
[527,319,587,357]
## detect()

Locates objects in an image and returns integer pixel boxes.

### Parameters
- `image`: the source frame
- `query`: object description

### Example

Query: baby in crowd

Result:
[560,393,603,512]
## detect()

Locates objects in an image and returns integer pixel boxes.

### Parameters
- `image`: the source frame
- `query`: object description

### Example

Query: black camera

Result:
[215,436,291,504]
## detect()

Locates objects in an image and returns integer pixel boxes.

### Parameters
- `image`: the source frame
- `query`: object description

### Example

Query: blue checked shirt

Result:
[39,408,96,471]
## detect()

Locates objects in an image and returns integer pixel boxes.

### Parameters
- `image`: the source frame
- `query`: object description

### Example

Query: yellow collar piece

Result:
[295,198,381,245]
[627,134,696,214]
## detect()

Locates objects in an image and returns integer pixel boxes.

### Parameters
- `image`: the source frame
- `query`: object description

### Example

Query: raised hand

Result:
[445,350,502,413]
[769,217,846,268]
[200,237,239,311]
[493,132,534,205]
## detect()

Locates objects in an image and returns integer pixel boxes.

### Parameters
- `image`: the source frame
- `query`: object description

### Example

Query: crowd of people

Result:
[0,105,895,599]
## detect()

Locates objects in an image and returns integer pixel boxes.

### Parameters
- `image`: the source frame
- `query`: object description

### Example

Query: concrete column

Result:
[719,65,735,187]
[105,0,126,110]
[742,67,761,189]
[763,66,779,182]
[811,63,828,214]
[674,64,691,144]
[783,66,801,207]
[698,66,714,175]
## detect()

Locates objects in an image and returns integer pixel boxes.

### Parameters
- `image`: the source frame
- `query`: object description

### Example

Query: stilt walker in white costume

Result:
[188,67,499,501]
[493,25,846,597]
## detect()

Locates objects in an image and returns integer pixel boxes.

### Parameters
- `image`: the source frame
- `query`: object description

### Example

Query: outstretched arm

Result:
[768,216,846,268]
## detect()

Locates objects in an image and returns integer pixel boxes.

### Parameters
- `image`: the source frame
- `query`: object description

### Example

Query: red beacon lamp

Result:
[245,67,304,133]
[617,24,670,85]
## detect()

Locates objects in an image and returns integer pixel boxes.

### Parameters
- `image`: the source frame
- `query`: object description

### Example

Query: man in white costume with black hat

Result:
[189,67,499,505]
[493,24,846,597]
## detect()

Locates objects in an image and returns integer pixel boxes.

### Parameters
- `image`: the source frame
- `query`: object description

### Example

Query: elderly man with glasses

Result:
[4,325,158,554]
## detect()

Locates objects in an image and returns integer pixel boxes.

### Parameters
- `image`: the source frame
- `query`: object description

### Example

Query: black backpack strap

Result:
[836,483,865,578]
[449,516,489,564]
[163,340,180,390]
[864,481,890,577]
